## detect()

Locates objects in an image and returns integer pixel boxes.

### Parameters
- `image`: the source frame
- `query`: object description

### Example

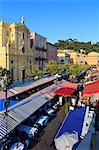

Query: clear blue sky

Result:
[0,0,99,44]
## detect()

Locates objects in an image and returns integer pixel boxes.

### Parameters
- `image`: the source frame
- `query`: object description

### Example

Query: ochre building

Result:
[0,17,33,81]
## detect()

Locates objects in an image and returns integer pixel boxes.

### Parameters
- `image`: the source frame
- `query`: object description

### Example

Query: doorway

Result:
[22,69,25,82]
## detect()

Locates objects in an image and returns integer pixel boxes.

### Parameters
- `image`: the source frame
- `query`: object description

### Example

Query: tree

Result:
[26,68,32,78]
[31,65,43,78]
[0,68,13,89]
[67,64,90,77]
[0,67,3,80]
[68,64,82,76]
[26,65,44,78]
[45,61,59,75]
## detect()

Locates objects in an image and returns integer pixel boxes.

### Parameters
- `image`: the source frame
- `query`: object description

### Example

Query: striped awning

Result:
[0,93,48,140]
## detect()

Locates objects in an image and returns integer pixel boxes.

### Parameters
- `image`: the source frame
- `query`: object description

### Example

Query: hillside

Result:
[55,39,99,54]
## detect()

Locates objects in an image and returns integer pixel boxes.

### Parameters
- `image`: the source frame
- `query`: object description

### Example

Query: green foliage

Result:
[6,98,10,106]
[45,60,59,75]
[55,39,99,54]
[26,61,89,79]
[68,64,82,76]
[26,65,44,78]
[0,68,13,89]
[0,67,3,80]
[67,64,90,76]
[65,101,71,114]
[26,68,32,78]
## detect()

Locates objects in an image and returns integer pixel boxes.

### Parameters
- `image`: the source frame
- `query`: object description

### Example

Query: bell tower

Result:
[21,16,24,24]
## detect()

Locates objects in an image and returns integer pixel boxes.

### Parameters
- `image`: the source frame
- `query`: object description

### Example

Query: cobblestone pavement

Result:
[31,105,66,150]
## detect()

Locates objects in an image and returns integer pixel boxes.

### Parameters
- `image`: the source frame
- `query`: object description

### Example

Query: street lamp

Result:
[4,75,8,114]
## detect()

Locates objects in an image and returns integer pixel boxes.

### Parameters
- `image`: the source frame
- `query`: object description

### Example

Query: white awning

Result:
[0,93,48,140]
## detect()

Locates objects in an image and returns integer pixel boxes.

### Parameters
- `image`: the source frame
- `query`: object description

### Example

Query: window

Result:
[30,60,31,64]
[11,60,13,64]
[22,47,25,54]
[11,68,13,77]
[23,33,25,39]
[6,31,9,36]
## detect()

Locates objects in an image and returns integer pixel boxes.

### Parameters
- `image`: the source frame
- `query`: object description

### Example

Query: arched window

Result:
[23,33,25,39]
[22,47,25,54]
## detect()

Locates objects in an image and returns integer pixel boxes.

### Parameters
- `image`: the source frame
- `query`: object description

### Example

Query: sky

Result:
[0,0,99,44]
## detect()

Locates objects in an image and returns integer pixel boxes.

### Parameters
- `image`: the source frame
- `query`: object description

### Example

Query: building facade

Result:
[76,53,87,64]
[57,50,72,64]
[30,32,47,67]
[57,49,88,65]
[57,49,99,66]
[87,52,99,65]
[0,17,33,81]
[47,42,57,62]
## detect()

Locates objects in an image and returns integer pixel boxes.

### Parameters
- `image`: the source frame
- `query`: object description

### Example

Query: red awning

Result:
[62,83,77,90]
[96,102,99,107]
[54,88,76,97]
[82,80,99,97]
[90,71,99,77]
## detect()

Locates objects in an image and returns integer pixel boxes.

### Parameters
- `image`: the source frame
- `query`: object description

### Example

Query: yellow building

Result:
[66,50,78,64]
[0,17,33,81]
[57,49,89,65]
[66,50,87,65]
[87,51,99,65]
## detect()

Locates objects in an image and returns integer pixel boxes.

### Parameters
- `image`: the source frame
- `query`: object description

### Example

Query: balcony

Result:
[35,57,42,60]
[42,58,47,61]
[35,46,47,51]
[35,57,47,61]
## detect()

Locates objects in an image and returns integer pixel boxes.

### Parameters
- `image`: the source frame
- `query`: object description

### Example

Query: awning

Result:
[0,76,57,100]
[96,102,99,107]
[0,93,48,140]
[55,132,78,150]
[55,107,87,139]
[90,71,99,77]
[62,83,77,90]
[82,80,99,97]
[54,88,76,97]
[39,80,72,100]
[0,99,18,112]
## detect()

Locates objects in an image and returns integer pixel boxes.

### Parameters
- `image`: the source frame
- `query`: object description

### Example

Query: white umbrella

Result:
[55,132,78,150]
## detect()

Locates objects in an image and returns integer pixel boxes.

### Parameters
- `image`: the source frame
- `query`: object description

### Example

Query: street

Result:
[31,105,66,150]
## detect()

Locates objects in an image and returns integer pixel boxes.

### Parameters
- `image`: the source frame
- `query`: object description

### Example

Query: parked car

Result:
[0,137,29,150]
[0,138,11,150]
[52,104,59,112]
[45,108,56,117]
[54,74,61,78]
[35,115,49,127]
[16,125,38,139]
[9,142,24,150]
[24,119,43,132]
[42,75,50,78]
[9,138,29,150]
[34,76,39,80]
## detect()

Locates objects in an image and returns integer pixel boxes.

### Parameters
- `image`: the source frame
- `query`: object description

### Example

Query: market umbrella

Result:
[54,88,76,97]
